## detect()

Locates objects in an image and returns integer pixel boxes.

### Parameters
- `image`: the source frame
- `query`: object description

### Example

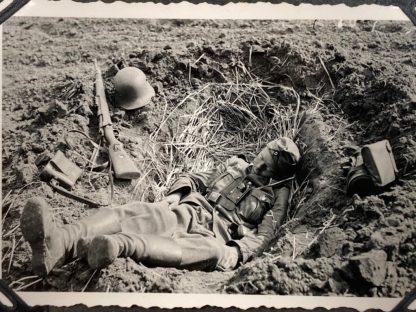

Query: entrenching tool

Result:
[40,151,102,208]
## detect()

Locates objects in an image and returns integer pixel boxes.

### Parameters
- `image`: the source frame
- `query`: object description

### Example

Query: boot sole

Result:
[87,235,117,269]
[20,198,52,276]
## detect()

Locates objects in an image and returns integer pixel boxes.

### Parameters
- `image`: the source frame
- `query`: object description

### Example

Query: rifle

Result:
[94,59,141,180]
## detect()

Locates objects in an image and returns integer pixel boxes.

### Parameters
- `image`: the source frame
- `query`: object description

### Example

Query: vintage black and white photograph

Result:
[1,1,415,304]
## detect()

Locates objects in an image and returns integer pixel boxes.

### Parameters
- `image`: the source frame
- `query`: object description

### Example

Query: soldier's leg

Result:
[175,235,226,271]
[86,232,230,272]
[20,197,122,276]
[77,201,178,257]
[115,201,177,235]
[20,198,176,276]
[87,233,183,269]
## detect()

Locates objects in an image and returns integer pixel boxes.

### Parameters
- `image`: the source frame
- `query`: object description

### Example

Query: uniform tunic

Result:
[111,156,290,271]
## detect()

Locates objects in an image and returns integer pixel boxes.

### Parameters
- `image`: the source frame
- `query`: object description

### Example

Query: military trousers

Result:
[95,200,231,271]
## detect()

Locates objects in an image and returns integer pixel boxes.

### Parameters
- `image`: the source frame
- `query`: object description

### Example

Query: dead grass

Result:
[132,63,304,202]
[82,269,98,292]
[9,276,43,291]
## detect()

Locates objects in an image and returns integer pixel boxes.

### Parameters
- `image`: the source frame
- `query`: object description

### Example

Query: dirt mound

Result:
[2,18,415,296]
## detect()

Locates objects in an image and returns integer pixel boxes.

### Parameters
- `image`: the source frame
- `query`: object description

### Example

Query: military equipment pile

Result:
[2,18,415,296]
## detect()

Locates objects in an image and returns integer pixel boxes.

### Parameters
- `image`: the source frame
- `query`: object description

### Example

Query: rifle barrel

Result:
[94,60,112,127]
[94,60,141,180]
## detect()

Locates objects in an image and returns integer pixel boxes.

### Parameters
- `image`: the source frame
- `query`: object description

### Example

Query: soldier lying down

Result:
[20,137,300,276]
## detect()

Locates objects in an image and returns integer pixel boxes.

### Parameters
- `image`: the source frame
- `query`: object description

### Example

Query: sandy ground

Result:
[2,17,415,296]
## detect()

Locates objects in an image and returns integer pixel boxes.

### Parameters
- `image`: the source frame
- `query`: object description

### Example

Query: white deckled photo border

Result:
[1,1,415,311]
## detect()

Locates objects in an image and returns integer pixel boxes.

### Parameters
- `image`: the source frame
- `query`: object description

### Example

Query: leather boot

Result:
[87,233,183,269]
[76,237,93,260]
[20,197,122,276]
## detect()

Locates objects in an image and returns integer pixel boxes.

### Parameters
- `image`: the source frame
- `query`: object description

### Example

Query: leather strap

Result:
[64,130,109,171]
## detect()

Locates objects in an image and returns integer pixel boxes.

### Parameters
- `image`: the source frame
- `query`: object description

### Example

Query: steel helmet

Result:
[113,67,155,110]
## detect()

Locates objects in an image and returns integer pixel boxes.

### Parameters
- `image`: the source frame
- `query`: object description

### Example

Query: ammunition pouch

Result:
[206,170,274,233]
[239,188,273,224]
[347,140,397,196]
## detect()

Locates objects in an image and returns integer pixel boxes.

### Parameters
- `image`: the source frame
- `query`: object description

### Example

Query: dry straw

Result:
[132,63,303,203]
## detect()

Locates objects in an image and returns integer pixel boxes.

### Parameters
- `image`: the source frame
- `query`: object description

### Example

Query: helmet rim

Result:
[115,80,155,110]
[114,67,155,110]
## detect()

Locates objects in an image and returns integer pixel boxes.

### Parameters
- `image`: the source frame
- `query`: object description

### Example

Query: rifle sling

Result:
[64,130,109,171]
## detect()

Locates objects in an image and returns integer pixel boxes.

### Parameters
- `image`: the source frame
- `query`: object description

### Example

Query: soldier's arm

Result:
[228,184,290,264]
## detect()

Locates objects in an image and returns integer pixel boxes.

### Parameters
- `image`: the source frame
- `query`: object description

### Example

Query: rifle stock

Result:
[108,141,141,180]
[94,59,141,180]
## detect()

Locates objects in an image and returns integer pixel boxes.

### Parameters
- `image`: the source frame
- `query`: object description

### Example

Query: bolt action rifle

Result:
[94,59,141,180]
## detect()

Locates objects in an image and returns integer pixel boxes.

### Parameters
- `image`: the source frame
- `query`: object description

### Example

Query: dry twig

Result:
[82,269,98,292]
[318,56,335,90]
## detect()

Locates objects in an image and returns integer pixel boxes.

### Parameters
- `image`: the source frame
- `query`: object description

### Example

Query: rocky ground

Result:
[2,17,415,296]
